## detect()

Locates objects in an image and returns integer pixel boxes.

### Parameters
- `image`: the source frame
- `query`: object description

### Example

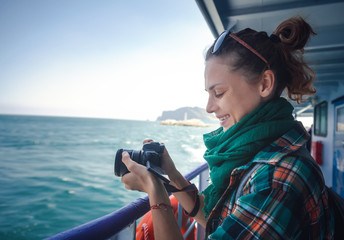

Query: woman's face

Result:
[205,57,264,132]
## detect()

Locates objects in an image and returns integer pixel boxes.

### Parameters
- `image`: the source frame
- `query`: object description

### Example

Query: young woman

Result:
[120,16,335,239]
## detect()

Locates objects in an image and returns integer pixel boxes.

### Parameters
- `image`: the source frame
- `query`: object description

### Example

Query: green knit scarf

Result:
[202,98,298,218]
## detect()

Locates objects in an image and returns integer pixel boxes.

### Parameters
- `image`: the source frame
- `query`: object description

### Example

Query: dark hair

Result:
[205,16,316,103]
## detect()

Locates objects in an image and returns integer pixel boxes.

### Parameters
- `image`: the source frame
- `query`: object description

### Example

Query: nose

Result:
[206,95,216,113]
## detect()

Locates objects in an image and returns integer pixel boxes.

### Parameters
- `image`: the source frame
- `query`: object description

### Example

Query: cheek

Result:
[228,89,261,120]
[239,98,261,119]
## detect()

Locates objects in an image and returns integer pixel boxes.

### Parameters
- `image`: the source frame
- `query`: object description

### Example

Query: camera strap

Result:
[164,183,198,193]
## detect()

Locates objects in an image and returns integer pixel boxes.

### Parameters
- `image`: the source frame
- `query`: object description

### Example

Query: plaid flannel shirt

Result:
[207,123,334,239]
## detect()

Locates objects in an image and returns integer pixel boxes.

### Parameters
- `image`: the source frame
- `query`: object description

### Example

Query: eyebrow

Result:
[205,83,225,92]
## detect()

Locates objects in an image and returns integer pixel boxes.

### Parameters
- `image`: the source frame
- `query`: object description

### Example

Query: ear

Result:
[259,70,275,98]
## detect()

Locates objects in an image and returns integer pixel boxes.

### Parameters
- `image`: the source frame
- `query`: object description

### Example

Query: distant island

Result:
[157,107,217,127]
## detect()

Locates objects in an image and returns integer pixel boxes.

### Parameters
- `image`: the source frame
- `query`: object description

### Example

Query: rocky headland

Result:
[157,107,217,127]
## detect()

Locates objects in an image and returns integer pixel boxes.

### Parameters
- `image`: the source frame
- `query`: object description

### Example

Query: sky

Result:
[0,0,214,121]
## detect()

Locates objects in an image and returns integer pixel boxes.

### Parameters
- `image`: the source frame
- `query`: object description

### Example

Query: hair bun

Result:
[274,16,316,52]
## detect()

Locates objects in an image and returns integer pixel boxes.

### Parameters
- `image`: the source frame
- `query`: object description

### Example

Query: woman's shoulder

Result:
[248,148,325,196]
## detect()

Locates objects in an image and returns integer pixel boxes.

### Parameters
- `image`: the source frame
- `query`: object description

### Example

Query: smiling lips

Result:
[219,115,230,122]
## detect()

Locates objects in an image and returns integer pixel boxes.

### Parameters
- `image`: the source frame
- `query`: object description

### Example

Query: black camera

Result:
[114,142,169,183]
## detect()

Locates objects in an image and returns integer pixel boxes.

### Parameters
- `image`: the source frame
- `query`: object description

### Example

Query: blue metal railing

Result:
[45,163,209,240]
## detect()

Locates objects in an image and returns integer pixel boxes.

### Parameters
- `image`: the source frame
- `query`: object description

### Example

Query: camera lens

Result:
[114,142,164,177]
[114,149,143,177]
[114,149,126,177]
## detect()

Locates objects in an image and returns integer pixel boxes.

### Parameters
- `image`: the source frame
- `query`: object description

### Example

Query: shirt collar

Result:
[253,121,310,164]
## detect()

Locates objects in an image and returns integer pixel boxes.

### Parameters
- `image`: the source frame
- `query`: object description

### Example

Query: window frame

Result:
[314,101,328,137]
[336,105,344,133]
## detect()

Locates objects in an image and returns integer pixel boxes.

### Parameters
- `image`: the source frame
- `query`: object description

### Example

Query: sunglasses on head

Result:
[212,30,270,69]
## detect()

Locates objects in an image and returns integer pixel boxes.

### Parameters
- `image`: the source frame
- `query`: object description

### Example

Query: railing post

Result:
[198,166,209,192]
[197,167,209,240]
[177,203,183,228]
[108,221,136,240]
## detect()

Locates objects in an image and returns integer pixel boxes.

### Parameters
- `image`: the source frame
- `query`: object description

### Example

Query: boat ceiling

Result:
[196,0,344,117]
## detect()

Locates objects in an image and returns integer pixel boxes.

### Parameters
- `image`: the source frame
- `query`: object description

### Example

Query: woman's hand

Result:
[121,151,162,194]
[143,139,178,178]
[121,151,184,240]
[142,140,207,226]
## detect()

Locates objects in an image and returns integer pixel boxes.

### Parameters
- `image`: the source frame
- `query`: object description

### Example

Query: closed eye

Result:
[215,92,224,98]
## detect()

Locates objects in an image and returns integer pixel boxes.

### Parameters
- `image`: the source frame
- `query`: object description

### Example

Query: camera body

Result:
[114,142,166,179]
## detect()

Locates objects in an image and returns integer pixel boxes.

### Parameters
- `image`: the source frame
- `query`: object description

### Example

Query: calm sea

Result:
[0,115,216,240]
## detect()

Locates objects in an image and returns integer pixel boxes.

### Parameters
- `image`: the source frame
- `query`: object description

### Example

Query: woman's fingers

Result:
[121,151,134,170]
[121,151,152,192]
[143,139,154,144]
[121,151,146,175]
[121,171,140,190]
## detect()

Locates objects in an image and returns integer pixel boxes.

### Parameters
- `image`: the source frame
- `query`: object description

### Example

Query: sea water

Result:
[0,115,216,239]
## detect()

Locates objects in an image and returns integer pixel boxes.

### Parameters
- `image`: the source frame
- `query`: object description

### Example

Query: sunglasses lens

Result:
[212,30,230,54]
